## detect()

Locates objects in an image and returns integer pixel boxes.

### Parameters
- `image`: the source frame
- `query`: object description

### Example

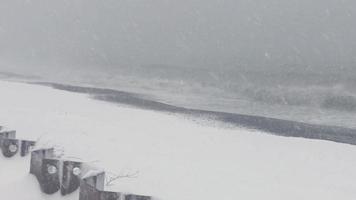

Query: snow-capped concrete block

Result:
[79,171,123,200]
[39,158,61,194]
[0,130,16,139]
[61,160,83,195]
[20,140,36,156]
[0,138,19,157]
[30,148,86,195]
[0,138,35,157]
[30,148,55,176]
[79,171,152,200]
[29,149,60,194]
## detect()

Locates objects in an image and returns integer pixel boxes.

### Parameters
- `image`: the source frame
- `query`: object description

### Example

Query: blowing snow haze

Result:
[1,0,356,69]
[1,0,356,127]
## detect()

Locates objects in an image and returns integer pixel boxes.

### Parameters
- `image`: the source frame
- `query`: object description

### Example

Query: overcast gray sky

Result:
[1,0,356,72]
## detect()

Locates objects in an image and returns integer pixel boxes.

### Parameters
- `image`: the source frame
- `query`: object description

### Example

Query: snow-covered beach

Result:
[1,80,356,200]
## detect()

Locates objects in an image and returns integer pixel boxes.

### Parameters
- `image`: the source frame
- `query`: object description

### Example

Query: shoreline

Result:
[30,81,356,146]
[1,69,355,146]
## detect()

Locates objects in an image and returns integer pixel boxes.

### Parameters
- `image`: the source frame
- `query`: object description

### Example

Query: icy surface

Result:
[1,80,356,200]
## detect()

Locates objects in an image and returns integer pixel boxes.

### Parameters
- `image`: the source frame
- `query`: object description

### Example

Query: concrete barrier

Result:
[79,171,151,200]
[0,130,16,139]
[0,136,35,157]
[1,125,152,200]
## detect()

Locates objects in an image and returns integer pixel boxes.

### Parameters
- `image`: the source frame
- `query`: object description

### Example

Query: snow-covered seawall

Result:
[1,80,356,200]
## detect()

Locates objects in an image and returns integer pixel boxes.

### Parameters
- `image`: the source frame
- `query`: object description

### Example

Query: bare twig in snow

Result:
[105,171,139,186]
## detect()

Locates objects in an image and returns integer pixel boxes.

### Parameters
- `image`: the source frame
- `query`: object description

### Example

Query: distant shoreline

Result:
[28,81,356,146]
[1,70,355,146]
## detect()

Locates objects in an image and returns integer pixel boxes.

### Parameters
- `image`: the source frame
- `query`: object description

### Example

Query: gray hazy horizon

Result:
[1,0,356,71]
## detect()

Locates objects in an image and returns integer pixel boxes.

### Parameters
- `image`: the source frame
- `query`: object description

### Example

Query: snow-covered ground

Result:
[1,80,356,200]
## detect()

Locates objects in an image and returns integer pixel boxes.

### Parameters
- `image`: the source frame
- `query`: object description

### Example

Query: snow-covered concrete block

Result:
[20,140,36,156]
[30,149,59,194]
[0,138,19,157]
[39,158,61,194]
[30,148,86,195]
[79,171,152,200]
[61,160,83,195]
[0,130,16,139]
[79,171,122,200]
[0,138,35,157]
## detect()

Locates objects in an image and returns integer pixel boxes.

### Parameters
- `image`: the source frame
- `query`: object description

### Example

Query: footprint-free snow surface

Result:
[1,80,356,200]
